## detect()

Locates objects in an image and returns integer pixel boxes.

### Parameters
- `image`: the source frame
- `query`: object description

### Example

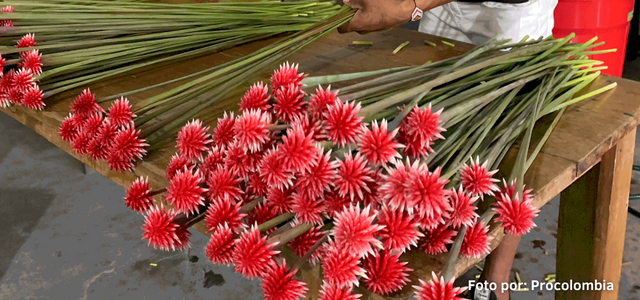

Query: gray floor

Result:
[1,57,640,300]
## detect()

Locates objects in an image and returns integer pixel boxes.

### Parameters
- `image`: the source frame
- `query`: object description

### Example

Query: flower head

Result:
[413,272,466,300]
[265,186,294,215]
[359,120,403,165]
[288,226,324,261]
[213,111,236,148]
[224,141,259,179]
[124,177,154,213]
[321,239,366,288]
[142,206,191,251]
[259,148,295,189]
[402,105,445,146]
[295,149,338,198]
[205,223,235,266]
[199,146,225,181]
[205,199,246,233]
[377,206,422,252]
[232,225,280,279]
[362,250,412,295]
[7,87,24,105]
[447,187,479,229]
[323,100,364,146]
[406,165,449,218]
[334,152,373,201]
[246,171,268,197]
[239,82,270,113]
[270,62,305,92]
[261,261,308,300]
[309,85,338,120]
[166,168,207,215]
[459,157,499,197]
[332,204,384,258]
[233,109,271,153]
[291,193,326,226]
[108,125,148,165]
[176,119,212,161]
[21,86,44,110]
[165,153,193,181]
[70,89,103,118]
[420,223,456,255]
[87,121,117,160]
[323,190,351,218]
[493,194,538,235]
[71,131,92,154]
[319,283,362,300]
[106,97,136,127]
[279,123,320,173]
[460,221,490,258]
[16,33,36,49]
[273,83,306,123]
[12,68,34,92]
[495,179,533,203]
[18,50,42,75]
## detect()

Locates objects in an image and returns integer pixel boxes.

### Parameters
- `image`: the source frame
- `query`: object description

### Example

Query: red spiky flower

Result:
[259,148,295,189]
[420,223,456,255]
[288,226,324,261]
[270,62,305,92]
[87,121,117,160]
[199,146,225,181]
[176,119,212,161]
[265,186,294,215]
[273,83,306,123]
[309,85,338,120]
[279,123,320,173]
[291,114,326,142]
[1,70,15,93]
[205,198,247,233]
[21,86,44,110]
[295,149,338,198]
[459,157,499,197]
[334,152,373,201]
[72,131,92,154]
[7,87,23,105]
[379,159,412,210]
[16,33,36,49]
[377,206,422,252]
[106,97,136,127]
[359,119,403,165]
[406,164,449,218]
[413,272,466,300]
[141,206,191,251]
[323,190,351,218]
[262,261,308,300]
[59,114,80,142]
[205,223,235,266]
[495,179,533,203]
[319,283,362,300]
[493,194,539,235]
[239,81,270,113]
[291,193,325,225]
[246,171,268,197]
[397,129,432,159]
[362,250,412,295]
[402,105,445,146]
[166,168,207,215]
[0,93,9,108]
[321,239,367,288]
[70,89,103,118]
[447,187,479,229]
[460,221,490,258]
[323,100,364,146]
[108,125,148,167]
[124,176,154,213]
[79,113,104,137]
[213,111,236,147]
[234,109,271,153]
[224,141,258,179]
[232,225,280,279]
[165,153,193,181]
[12,68,34,92]
[18,50,42,75]
[332,204,384,258]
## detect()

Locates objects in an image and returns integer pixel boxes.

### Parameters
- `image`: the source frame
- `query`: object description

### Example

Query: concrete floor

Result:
[0,59,640,300]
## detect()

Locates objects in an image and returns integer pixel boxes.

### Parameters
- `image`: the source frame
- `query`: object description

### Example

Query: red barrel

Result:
[553,0,635,77]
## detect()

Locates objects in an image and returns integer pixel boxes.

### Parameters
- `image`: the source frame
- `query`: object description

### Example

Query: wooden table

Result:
[2,27,639,300]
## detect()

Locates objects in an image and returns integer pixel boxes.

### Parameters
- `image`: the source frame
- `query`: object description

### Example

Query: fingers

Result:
[343,0,364,10]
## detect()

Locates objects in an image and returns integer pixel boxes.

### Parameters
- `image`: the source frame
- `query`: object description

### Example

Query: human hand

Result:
[338,0,415,34]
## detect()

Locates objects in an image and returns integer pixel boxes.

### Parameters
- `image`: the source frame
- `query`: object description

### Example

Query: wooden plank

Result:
[556,128,636,300]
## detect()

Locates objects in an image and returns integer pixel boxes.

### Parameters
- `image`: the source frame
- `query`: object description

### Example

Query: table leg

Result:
[556,128,636,300]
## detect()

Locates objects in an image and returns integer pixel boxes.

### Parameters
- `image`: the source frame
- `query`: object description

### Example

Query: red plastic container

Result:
[553,0,635,77]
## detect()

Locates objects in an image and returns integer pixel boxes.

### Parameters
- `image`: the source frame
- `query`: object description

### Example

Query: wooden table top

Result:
[2,27,640,299]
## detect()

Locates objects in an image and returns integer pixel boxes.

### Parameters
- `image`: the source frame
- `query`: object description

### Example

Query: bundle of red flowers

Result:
[0,30,45,110]
[57,90,147,171]
[118,63,539,299]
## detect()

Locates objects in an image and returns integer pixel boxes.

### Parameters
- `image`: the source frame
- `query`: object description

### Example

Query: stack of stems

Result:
[0,0,344,97]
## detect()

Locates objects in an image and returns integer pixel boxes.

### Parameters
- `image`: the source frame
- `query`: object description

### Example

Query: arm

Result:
[338,0,455,34]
